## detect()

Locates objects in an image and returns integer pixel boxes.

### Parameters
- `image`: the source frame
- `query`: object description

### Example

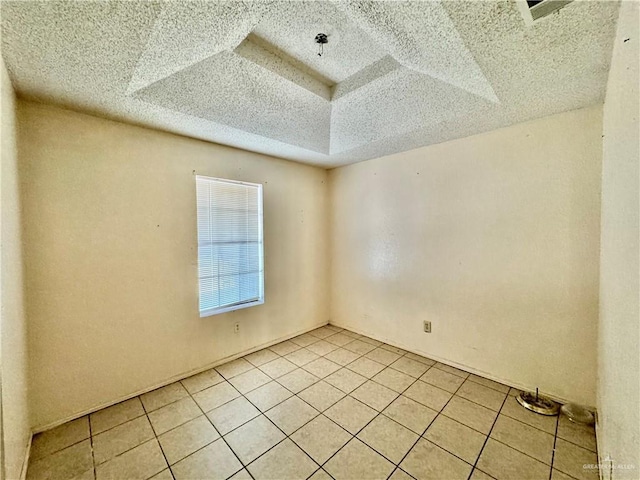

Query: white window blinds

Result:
[196,176,264,317]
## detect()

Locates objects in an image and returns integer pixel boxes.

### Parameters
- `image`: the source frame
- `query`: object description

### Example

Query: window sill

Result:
[200,299,264,317]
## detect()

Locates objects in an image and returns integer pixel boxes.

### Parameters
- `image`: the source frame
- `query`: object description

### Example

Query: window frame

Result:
[196,175,265,318]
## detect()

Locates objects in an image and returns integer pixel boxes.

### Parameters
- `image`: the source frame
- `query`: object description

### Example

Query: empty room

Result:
[0,1,638,480]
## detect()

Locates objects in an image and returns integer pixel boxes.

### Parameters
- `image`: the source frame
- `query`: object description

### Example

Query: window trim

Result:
[196,175,265,318]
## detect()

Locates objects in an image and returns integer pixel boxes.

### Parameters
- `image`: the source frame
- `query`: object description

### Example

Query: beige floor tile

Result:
[404,352,436,366]
[259,357,298,378]
[148,397,202,435]
[247,439,318,480]
[343,339,377,355]
[491,415,555,465]
[553,438,599,480]
[284,347,320,367]
[357,415,419,464]
[278,368,320,393]
[309,327,336,339]
[265,396,319,434]
[470,468,496,480]
[30,416,90,461]
[149,469,174,480]
[141,382,189,412]
[468,374,510,393]
[380,344,407,355]
[93,415,155,464]
[389,468,415,480]
[324,396,377,434]
[228,368,271,394]
[360,337,384,347]
[290,415,351,464]
[207,396,260,435]
[325,348,361,366]
[158,415,219,465]
[308,469,332,480]
[96,439,167,480]
[324,438,395,480]
[171,438,242,480]
[404,380,452,411]
[457,381,507,411]
[290,333,320,348]
[401,439,472,480]
[193,381,240,412]
[442,396,498,435]
[181,368,224,394]
[27,440,93,480]
[424,415,486,464]
[351,380,399,411]
[90,398,145,435]
[477,438,550,480]
[434,363,470,379]
[325,332,355,347]
[373,367,415,393]
[325,368,368,393]
[298,381,346,411]
[341,330,362,339]
[245,381,293,412]
[383,395,438,435]
[244,348,280,367]
[557,415,597,452]
[303,357,342,378]
[421,368,465,393]
[224,415,286,464]
[216,358,255,379]
[306,340,339,356]
[551,468,576,480]
[365,348,401,366]
[269,340,301,356]
[500,396,557,434]
[390,358,430,378]
[229,469,253,480]
[348,357,386,378]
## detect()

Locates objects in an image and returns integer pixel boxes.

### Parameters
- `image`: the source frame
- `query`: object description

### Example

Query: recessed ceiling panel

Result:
[134,51,332,155]
[252,0,387,85]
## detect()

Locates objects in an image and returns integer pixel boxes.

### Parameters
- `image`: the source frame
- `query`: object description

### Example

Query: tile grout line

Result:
[180,375,257,480]
[388,365,471,480]
[313,357,439,477]
[466,390,510,480]
[140,396,175,480]
[549,413,560,480]
[88,413,97,480]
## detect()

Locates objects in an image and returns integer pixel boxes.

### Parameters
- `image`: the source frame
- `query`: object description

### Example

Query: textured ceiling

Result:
[1,0,619,167]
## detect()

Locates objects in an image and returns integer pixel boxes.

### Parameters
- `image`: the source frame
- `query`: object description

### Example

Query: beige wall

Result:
[18,101,330,430]
[597,2,640,477]
[1,59,30,479]
[330,106,602,406]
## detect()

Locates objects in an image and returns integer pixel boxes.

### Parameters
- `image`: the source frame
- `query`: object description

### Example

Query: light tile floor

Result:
[26,325,599,480]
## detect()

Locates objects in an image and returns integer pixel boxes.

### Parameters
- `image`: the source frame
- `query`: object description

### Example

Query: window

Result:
[196,176,264,317]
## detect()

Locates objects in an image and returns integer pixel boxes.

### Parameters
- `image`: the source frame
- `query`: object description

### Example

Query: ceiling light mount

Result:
[315,33,328,57]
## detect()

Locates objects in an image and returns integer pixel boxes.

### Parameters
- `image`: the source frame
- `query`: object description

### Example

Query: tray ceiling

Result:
[1,0,619,167]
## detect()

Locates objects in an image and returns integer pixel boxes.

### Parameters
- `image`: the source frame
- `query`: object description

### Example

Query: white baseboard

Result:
[329,320,594,410]
[32,321,329,434]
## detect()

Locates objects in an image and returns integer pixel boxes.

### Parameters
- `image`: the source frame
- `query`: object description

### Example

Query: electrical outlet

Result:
[234,322,240,334]
[423,321,431,333]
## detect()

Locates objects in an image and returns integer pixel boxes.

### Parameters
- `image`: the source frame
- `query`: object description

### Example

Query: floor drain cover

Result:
[516,390,560,416]
[561,403,594,425]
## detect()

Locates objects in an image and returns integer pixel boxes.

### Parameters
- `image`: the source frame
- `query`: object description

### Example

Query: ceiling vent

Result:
[516,0,573,24]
